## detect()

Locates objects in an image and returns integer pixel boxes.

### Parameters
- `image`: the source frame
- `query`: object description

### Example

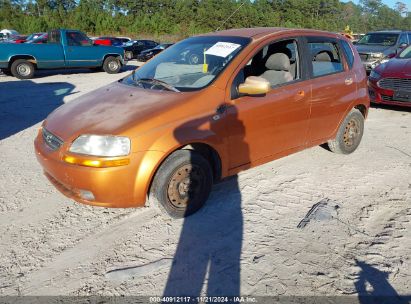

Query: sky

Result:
[340,0,405,10]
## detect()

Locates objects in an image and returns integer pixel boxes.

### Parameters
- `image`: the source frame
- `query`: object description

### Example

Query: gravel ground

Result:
[0,63,410,300]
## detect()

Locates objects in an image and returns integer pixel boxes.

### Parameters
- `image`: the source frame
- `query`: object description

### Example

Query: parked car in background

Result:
[94,36,125,47]
[0,29,125,79]
[355,30,410,72]
[27,33,48,44]
[25,32,46,43]
[34,28,369,218]
[0,29,19,40]
[352,33,365,44]
[8,35,28,43]
[117,36,131,43]
[123,39,158,59]
[136,43,173,61]
[368,45,411,108]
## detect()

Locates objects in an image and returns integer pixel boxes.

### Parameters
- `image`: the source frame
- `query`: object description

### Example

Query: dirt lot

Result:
[0,63,410,300]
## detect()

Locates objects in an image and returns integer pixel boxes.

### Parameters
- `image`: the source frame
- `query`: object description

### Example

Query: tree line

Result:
[0,0,410,39]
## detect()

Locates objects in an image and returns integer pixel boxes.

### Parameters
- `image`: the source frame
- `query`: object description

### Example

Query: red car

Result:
[368,45,411,107]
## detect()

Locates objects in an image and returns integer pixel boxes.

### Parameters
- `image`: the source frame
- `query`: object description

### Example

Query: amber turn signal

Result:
[63,155,130,168]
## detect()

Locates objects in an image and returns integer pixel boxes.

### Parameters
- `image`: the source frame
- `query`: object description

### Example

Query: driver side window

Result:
[66,31,90,46]
[231,38,301,98]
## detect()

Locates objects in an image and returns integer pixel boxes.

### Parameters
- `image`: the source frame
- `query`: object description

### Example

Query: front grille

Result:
[42,128,63,151]
[381,94,411,103]
[381,94,393,101]
[359,53,369,61]
[378,78,411,91]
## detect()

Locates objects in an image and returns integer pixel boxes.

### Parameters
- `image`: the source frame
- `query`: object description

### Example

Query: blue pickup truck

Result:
[0,29,125,79]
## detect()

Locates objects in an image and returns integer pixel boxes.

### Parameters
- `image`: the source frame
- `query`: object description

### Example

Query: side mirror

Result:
[238,76,270,96]
[399,43,408,49]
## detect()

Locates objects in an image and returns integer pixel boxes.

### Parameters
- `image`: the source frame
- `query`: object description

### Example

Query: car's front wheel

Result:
[103,56,121,74]
[150,150,213,218]
[328,108,364,154]
[10,59,35,79]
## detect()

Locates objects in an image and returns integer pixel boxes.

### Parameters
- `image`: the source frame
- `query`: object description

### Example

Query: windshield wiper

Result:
[134,77,180,92]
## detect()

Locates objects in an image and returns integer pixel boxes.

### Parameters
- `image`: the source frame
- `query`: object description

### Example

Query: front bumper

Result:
[368,83,411,108]
[34,131,165,208]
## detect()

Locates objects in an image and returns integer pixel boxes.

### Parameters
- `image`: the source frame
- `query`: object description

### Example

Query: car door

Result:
[306,36,357,143]
[225,37,311,170]
[132,41,145,55]
[34,30,65,69]
[64,31,100,67]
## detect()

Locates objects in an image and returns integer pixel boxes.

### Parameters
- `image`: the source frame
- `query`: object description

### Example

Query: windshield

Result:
[357,33,399,46]
[399,45,411,59]
[122,36,250,92]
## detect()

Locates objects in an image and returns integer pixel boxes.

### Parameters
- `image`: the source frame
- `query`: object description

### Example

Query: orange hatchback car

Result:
[35,28,369,218]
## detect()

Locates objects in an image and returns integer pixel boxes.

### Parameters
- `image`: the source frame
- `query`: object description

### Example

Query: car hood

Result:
[376,58,411,78]
[355,44,394,55]
[44,80,190,141]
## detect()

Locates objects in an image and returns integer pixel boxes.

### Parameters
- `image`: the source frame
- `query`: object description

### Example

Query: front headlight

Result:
[371,52,383,59]
[369,70,381,80]
[69,135,130,157]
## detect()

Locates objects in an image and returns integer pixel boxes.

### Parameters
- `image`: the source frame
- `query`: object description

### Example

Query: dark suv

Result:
[354,30,410,72]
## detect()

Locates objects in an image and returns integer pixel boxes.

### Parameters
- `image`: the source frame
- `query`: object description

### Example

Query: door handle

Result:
[345,77,353,85]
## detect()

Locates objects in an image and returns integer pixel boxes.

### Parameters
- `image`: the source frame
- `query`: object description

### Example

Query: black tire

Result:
[103,56,121,74]
[150,150,213,218]
[10,59,35,79]
[327,108,364,154]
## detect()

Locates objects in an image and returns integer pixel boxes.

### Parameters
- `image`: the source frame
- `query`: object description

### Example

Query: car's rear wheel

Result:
[103,56,121,74]
[10,59,35,79]
[150,150,213,218]
[328,108,364,154]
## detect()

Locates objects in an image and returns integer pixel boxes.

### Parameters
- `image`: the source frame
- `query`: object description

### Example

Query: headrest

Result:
[315,51,332,62]
[265,53,290,71]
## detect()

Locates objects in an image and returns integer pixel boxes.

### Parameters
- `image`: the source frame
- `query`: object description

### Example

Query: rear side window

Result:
[341,40,354,69]
[48,30,61,44]
[408,34,411,43]
[309,41,344,77]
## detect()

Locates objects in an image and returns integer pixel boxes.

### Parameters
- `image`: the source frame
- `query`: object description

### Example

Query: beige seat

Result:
[259,53,293,87]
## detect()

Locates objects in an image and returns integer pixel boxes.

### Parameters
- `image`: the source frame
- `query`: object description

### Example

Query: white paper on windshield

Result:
[205,42,241,58]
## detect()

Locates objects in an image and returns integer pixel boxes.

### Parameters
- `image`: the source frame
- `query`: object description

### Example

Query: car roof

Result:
[368,30,409,34]
[200,27,343,40]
